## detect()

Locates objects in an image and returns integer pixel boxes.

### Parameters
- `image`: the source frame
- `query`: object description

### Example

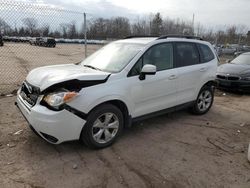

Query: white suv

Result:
[16,35,218,148]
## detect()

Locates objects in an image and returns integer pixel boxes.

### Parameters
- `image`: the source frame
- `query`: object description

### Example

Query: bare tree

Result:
[0,18,11,34]
[40,24,50,37]
[195,22,205,36]
[68,21,77,39]
[131,17,148,35]
[60,23,69,38]
[247,31,250,45]
[22,17,38,36]
[226,25,237,44]
[111,17,130,38]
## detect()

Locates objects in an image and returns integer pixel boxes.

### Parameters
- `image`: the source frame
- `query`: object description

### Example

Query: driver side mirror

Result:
[139,64,156,80]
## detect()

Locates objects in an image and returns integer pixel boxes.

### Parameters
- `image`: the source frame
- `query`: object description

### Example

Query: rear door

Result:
[174,42,207,105]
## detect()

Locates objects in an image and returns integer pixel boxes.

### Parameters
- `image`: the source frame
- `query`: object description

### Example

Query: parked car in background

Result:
[40,37,56,47]
[29,37,56,47]
[234,46,250,57]
[0,34,3,46]
[29,38,37,45]
[16,35,218,148]
[36,37,43,45]
[29,37,42,46]
[216,52,250,91]
[221,46,237,55]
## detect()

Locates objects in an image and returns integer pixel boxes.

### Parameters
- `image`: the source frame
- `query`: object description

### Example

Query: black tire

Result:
[80,104,124,149]
[190,85,214,115]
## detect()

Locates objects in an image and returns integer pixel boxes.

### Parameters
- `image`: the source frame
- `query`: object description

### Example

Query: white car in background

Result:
[16,35,218,149]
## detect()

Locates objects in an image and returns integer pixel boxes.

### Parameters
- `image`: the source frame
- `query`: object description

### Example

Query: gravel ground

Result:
[0,90,250,188]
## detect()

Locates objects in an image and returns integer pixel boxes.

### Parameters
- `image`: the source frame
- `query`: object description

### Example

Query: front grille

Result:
[227,76,240,81]
[217,75,240,81]
[20,81,40,107]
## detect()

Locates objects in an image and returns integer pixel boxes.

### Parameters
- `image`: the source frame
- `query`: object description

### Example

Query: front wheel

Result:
[191,85,214,115]
[81,104,124,149]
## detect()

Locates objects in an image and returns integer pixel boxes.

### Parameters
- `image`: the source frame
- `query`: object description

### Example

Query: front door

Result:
[127,42,178,118]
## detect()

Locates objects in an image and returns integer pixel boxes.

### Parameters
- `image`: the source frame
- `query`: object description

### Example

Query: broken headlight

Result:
[43,91,78,109]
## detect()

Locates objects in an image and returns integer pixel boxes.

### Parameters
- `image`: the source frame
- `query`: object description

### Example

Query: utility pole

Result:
[192,13,195,36]
[84,12,87,58]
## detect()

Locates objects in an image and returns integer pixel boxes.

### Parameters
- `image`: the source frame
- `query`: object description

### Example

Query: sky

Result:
[39,0,250,28]
[1,0,250,31]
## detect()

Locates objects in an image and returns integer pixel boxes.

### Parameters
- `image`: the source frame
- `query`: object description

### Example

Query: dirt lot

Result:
[0,43,102,94]
[0,91,250,188]
[0,42,250,188]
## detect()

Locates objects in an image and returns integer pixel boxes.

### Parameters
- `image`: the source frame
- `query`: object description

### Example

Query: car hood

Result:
[26,64,110,91]
[217,63,250,75]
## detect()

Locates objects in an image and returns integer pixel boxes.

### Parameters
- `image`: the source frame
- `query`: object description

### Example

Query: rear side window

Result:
[175,42,200,67]
[198,44,215,63]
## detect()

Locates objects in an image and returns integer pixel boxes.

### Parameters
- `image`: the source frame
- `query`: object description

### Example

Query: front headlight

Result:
[43,91,78,108]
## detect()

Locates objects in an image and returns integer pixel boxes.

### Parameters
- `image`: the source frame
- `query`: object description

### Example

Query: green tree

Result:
[151,13,163,36]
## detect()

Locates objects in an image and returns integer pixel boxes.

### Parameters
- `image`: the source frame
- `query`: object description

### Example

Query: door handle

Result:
[168,75,177,80]
[200,67,207,72]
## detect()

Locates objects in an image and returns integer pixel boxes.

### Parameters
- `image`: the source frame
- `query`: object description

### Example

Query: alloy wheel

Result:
[197,90,212,112]
[92,112,119,144]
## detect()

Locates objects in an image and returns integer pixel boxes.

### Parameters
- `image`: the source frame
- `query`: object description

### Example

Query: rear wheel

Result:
[191,85,214,115]
[81,104,124,149]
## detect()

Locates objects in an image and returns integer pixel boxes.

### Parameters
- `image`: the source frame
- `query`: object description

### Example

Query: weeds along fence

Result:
[0,0,104,95]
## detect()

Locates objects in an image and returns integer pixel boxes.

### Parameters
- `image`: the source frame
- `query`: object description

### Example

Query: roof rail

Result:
[157,35,203,40]
[124,35,159,39]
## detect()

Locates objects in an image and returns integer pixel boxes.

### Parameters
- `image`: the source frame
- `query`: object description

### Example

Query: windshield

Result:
[231,54,250,65]
[81,42,144,73]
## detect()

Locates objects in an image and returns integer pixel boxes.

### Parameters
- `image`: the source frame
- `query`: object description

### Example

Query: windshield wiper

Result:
[83,65,102,71]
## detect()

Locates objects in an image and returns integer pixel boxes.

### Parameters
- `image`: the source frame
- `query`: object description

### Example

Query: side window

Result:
[198,44,215,63]
[128,58,143,76]
[128,43,173,76]
[143,43,173,71]
[175,42,200,67]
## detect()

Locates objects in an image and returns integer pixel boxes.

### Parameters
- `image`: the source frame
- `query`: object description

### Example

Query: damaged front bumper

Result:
[16,90,86,144]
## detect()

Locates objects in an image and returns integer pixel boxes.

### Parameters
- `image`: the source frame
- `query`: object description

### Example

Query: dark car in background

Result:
[30,37,43,46]
[41,37,56,47]
[216,52,250,91]
[0,34,3,46]
[29,37,56,47]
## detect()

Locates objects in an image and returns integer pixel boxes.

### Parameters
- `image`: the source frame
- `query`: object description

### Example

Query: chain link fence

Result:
[0,0,104,95]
